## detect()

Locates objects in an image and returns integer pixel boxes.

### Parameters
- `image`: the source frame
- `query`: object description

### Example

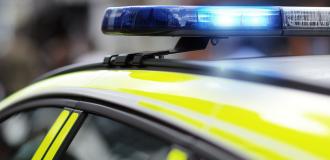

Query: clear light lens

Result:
[283,7,330,28]
[282,7,330,35]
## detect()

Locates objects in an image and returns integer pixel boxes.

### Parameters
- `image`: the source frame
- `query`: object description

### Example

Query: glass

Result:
[66,115,171,160]
[0,108,62,160]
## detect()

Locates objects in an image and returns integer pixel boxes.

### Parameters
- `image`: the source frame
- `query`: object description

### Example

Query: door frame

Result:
[0,95,243,160]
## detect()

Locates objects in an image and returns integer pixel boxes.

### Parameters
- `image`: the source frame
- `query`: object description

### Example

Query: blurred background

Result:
[0,0,330,98]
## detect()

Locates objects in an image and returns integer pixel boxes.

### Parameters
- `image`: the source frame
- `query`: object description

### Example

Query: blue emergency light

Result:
[102,6,330,37]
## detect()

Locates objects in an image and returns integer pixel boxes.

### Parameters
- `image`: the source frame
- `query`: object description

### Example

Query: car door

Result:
[0,97,232,160]
[28,101,199,160]
[0,97,87,160]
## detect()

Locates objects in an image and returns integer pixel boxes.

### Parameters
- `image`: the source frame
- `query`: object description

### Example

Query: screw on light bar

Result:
[102,6,330,37]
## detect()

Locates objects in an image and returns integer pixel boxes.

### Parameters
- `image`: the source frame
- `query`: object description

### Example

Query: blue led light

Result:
[242,10,273,27]
[212,10,242,27]
[243,15,269,27]
[102,6,282,36]
[197,7,280,29]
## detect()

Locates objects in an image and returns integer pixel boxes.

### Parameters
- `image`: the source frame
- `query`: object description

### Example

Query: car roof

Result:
[35,55,330,96]
[1,63,330,159]
[198,55,330,90]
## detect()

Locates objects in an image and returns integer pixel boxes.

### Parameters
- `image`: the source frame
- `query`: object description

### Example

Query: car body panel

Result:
[202,55,330,89]
[1,69,330,159]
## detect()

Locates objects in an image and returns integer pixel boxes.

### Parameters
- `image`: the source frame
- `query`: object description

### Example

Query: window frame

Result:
[0,96,242,160]
[0,104,72,159]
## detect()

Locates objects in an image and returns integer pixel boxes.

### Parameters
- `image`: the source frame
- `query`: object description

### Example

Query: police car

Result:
[0,6,330,160]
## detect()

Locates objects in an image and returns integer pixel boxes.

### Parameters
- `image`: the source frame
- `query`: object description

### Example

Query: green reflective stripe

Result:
[32,110,70,160]
[167,148,188,160]
[44,112,79,159]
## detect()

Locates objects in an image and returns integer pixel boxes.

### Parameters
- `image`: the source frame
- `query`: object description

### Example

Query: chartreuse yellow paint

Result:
[139,101,287,159]
[129,71,196,82]
[213,105,330,158]
[32,110,70,160]
[208,128,288,160]
[167,148,188,160]
[44,112,79,159]
[3,69,330,159]
[140,101,205,129]
[121,89,216,116]
[0,70,103,111]
[134,89,328,159]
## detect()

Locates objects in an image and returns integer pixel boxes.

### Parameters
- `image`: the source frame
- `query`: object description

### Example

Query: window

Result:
[66,114,175,160]
[0,108,62,160]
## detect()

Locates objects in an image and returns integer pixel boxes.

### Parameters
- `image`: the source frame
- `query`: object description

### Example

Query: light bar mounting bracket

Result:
[103,37,210,67]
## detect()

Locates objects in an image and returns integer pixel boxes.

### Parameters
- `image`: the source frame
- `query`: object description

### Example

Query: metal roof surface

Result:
[196,55,330,89]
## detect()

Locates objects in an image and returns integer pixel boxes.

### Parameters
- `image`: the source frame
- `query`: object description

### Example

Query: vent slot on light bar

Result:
[102,6,330,37]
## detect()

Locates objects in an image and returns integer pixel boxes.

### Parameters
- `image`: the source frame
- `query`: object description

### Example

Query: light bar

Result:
[102,6,330,37]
